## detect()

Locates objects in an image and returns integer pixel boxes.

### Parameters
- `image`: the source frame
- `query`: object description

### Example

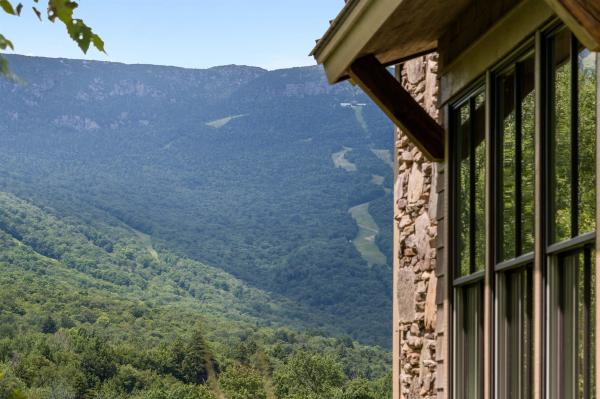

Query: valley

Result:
[0,55,395,398]
[348,203,387,267]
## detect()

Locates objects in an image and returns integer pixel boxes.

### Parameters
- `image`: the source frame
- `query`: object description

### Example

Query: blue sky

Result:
[0,1,343,70]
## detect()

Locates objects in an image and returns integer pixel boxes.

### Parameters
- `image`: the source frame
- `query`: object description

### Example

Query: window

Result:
[494,50,536,398]
[549,247,595,398]
[548,29,597,243]
[497,53,536,260]
[452,88,485,399]
[455,282,484,399]
[546,27,597,399]
[449,23,597,399]
[496,266,533,398]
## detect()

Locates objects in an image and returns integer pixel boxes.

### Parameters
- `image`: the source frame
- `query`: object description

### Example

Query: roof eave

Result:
[309,0,360,59]
[311,0,405,84]
[543,0,600,51]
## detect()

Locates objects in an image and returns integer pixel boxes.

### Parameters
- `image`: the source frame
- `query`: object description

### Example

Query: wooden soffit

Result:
[311,0,471,84]
[543,0,600,50]
[312,0,600,85]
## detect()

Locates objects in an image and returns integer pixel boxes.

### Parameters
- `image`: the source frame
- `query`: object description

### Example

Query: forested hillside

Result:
[0,192,391,398]
[0,55,395,397]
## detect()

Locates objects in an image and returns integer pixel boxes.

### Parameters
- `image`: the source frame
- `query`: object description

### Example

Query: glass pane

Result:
[577,252,585,398]
[577,249,596,399]
[578,47,596,235]
[456,283,483,399]
[551,29,573,242]
[457,103,472,276]
[563,253,578,398]
[550,248,596,399]
[499,71,517,260]
[592,249,597,399]
[498,267,533,398]
[520,56,536,254]
[474,93,486,271]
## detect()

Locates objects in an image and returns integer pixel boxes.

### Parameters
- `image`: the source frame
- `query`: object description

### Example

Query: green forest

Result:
[0,56,396,398]
[0,192,391,398]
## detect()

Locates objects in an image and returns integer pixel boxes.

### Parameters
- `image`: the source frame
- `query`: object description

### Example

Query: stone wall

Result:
[393,54,445,399]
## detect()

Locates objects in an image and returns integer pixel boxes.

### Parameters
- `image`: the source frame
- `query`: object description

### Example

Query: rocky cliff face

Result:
[394,54,445,399]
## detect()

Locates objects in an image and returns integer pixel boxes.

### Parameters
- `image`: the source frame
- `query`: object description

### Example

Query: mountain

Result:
[0,55,394,347]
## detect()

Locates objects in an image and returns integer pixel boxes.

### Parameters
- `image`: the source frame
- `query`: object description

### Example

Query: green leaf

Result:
[32,6,41,20]
[66,19,92,53]
[48,0,78,23]
[15,2,21,15]
[48,1,104,54]
[0,0,16,15]
[0,56,17,79]
[0,34,14,50]
[91,34,105,53]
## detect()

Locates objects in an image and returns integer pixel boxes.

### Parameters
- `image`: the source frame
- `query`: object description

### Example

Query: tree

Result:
[71,328,117,390]
[219,365,266,399]
[337,378,378,399]
[0,0,104,74]
[40,315,57,334]
[179,326,212,385]
[0,368,27,399]
[273,351,345,399]
[131,382,216,399]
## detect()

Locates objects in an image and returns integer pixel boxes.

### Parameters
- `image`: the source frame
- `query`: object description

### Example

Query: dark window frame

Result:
[450,84,486,399]
[544,25,597,399]
[448,21,597,399]
[491,44,537,399]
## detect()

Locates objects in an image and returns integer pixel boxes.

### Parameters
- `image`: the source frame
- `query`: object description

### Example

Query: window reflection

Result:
[521,56,535,254]
[578,46,597,235]
[498,54,535,261]
[474,93,486,271]
[458,103,472,276]
[455,93,485,277]
[500,71,516,259]
[551,28,572,243]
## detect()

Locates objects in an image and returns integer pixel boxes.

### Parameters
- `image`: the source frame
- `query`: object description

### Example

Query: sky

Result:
[0,1,344,70]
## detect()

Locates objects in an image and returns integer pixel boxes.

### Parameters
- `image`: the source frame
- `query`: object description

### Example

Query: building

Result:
[312,0,599,398]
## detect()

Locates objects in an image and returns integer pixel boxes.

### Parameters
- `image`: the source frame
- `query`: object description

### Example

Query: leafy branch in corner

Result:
[0,0,104,75]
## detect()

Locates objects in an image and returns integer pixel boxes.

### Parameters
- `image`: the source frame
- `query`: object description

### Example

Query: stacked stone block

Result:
[394,54,444,399]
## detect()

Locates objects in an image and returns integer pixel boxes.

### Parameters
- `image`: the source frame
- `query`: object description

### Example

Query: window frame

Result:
[446,20,598,399]
[543,24,597,399]
[450,83,486,399]
[491,45,537,399]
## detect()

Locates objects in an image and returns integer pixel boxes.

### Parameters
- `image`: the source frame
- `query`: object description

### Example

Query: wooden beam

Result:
[348,54,445,161]
[544,0,600,51]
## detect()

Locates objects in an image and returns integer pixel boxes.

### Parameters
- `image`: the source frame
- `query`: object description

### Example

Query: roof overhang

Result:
[312,0,600,84]
[310,0,471,84]
[312,0,600,161]
[543,0,600,51]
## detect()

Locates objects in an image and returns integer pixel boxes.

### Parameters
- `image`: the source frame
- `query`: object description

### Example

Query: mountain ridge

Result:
[0,54,394,347]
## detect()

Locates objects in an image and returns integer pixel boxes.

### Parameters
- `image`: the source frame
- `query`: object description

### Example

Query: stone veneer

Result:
[393,54,445,399]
